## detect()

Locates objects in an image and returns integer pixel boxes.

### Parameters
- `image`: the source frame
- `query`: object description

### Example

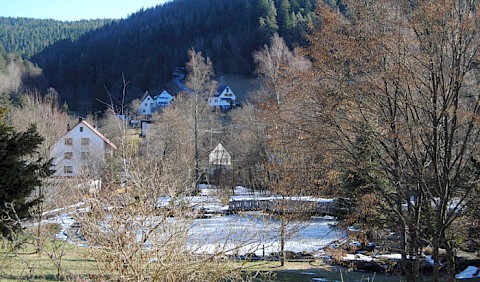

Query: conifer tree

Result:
[258,0,279,37]
[0,111,53,239]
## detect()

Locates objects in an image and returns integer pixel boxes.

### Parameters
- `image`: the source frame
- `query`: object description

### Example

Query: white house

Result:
[208,86,236,108]
[137,93,156,115]
[137,90,173,116]
[50,118,117,177]
[155,90,174,106]
[209,143,232,166]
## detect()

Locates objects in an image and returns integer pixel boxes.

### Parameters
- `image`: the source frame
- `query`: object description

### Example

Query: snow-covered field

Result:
[43,210,344,256]
[188,213,344,256]
[33,186,345,256]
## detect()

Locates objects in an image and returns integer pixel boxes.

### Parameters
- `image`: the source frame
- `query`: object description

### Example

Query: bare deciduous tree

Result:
[184,48,219,192]
[307,1,480,281]
[253,35,320,266]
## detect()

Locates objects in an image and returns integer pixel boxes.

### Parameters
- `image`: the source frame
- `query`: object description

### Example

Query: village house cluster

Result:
[137,86,237,116]
[50,86,236,178]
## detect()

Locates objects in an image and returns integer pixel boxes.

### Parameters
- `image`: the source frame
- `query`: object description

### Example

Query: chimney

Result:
[67,123,70,132]
[79,117,83,123]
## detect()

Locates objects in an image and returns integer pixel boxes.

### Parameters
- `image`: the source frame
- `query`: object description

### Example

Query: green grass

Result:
[0,238,451,282]
[0,239,328,281]
[0,240,99,281]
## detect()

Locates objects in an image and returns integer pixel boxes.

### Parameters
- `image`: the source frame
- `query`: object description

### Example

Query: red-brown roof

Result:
[81,120,117,150]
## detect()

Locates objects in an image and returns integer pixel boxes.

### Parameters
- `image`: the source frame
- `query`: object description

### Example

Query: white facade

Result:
[155,90,174,106]
[50,119,117,177]
[137,90,173,116]
[209,143,232,166]
[137,94,156,115]
[208,86,236,107]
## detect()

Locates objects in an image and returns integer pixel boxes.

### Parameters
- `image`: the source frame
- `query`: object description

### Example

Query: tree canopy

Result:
[0,116,53,239]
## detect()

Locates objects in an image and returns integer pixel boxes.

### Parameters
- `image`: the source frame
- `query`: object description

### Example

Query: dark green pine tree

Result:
[0,110,53,239]
[278,0,292,33]
[258,0,279,38]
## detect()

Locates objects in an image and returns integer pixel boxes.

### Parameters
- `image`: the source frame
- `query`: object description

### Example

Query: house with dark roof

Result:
[50,118,117,177]
[208,86,236,108]
[155,90,174,106]
[137,93,156,116]
[137,90,174,116]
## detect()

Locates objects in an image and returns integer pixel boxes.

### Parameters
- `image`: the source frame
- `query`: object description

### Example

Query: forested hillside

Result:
[0,17,113,59]
[0,0,344,113]
[29,0,329,112]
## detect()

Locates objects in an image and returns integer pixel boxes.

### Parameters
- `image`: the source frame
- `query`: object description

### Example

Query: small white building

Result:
[137,90,174,116]
[137,93,156,115]
[209,143,232,166]
[208,86,236,108]
[50,118,117,177]
[155,90,174,106]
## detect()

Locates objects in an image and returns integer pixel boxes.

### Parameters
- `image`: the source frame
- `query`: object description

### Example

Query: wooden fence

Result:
[228,198,337,216]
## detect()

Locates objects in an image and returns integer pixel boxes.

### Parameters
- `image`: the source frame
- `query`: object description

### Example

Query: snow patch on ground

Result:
[376,253,402,260]
[343,253,374,262]
[36,187,344,256]
[456,266,480,280]
[188,213,344,256]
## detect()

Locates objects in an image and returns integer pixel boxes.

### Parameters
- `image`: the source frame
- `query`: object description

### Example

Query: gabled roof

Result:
[209,143,232,166]
[80,120,117,150]
[218,86,229,94]
[154,89,173,99]
[212,86,232,97]
[140,92,154,102]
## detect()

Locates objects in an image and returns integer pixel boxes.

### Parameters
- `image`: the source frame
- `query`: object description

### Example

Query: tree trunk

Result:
[433,234,440,282]
[445,239,456,282]
[280,218,286,267]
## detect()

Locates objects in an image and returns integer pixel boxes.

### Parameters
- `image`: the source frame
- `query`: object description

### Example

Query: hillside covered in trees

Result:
[26,0,331,113]
[0,17,113,59]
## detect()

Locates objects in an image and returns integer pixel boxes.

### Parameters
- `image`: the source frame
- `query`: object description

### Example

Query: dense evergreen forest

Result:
[1,0,343,113]
[0,17,113,59]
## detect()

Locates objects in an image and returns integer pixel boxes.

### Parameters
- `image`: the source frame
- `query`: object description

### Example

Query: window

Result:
[144,103,147,106]
[150,103,154,107]
[65,138,73,146]
[80,165,91,173]
[143,109,146,113]
[64,152,73,159]
[81,138,90,146]
[81,151,90,160]
[63,166,73,174]
[80,126,84,132]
